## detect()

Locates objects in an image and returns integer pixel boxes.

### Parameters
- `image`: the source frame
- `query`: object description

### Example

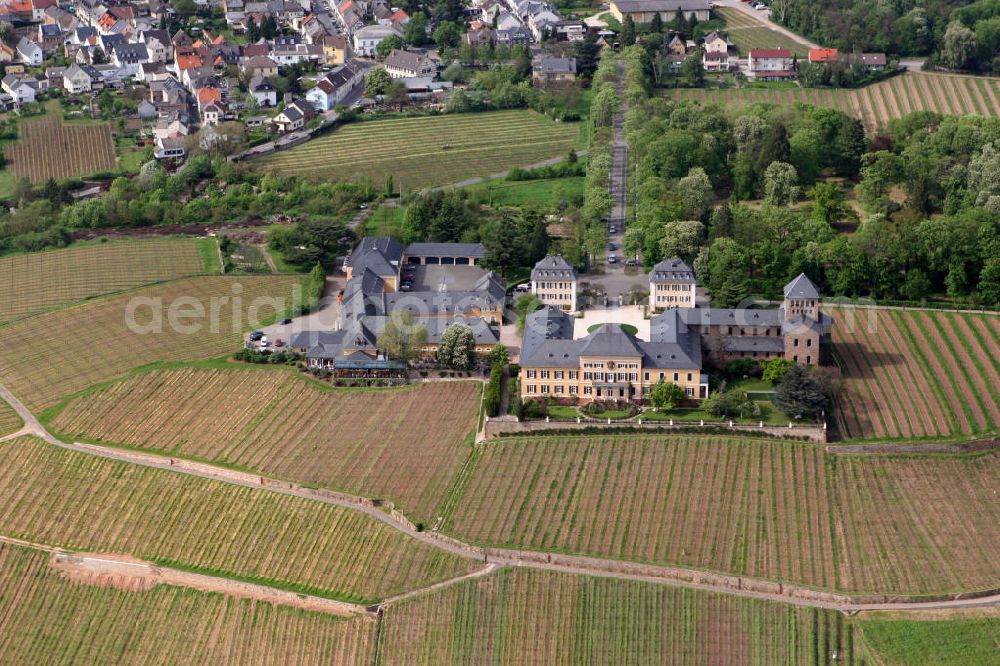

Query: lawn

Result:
[364,203,408,237]
[442,434,1000,595]
[464,176,585,208]
[49,366,482,524]
[0,436,477,603]
[586,322,638,335]
[0,274,300,411]
[0,541,374,665]
[254,110,581,190]
[0,238,216,326]
[546,404,580,420]
[857,614,1000,665]
[379,567,856,664]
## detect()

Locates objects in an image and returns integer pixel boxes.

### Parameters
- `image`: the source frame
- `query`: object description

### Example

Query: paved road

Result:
[589,62,648,304]
[3,378,1000,613]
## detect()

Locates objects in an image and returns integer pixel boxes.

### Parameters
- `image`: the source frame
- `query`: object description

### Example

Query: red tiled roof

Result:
[808,48,838,63]
[176,54,203,69]
[749,48,792,58]
[197,87,221,104]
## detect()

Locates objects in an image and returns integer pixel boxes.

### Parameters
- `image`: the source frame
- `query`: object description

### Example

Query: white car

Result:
[754,3,768,8]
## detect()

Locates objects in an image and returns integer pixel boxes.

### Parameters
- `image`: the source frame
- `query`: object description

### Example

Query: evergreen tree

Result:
[649,12,663,34]
[774,365,829,419]
[621,15,636,46]
[754,123,792,176]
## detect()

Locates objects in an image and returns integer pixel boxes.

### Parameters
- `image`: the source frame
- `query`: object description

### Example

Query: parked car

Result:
[625,258,639,266]
[249,331,264,341]
[280,318,292,325]
[607,243,617,251]
[260,339,270,349]
[275,338,284,348]
[359,203,368,209]
[400,281,413,291]
[609,226,618,233]
[514,283,531,293]
[608,255,618,264]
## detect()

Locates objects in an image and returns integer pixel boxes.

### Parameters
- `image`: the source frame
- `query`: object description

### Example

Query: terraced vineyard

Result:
[665,72,1000,131]
[716,7,809,57]
[443,435,1000,594]
[254,110,580,189]
[831,308,1000,440]
[857,612,1000,665]
[6,115,117,183]
[0,275,299,411]
[0,239,214,325]
[0,541,373,665]
[51,367,481,523]
[380,567,855,664]
[0,437,476,602]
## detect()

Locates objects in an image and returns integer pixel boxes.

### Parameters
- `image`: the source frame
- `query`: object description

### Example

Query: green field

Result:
[0,541,374,665]
[380,567,856,665]
[0,239,216,326]
[254,111,580,190]
[0,436,476,603]
[465,176,585,207]
[665,72,1000,133]
[858,613,1000,665]
[0,275,299,411]
[716,8,809,57]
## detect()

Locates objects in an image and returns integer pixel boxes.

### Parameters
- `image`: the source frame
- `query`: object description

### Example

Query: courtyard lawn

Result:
[254,110,581,190]
[546,405,580,420]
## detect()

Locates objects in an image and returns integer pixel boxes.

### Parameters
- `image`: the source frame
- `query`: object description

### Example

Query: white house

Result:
[305,59,364,110]
[16,38,43,66]
[352,24,402,57]
[248,74,277,107]
[2,74,37,104]
[111,42,149,78]
[62,63,97,93]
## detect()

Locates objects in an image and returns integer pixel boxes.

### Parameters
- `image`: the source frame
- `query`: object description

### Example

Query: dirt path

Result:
[51,550,372,617]
[4,380,1000,615]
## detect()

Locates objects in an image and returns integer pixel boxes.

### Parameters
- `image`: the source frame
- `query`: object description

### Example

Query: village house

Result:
[531,255,577,312]
[62,63,99,93]
[241,54,279,78]
[532,55,576,85]
[748,47,795,81]
[318,33,350,65]
[352,24,403,57]
[1,73,37,104]
[248,73,277,106]
[16,37,43,66]
[383,49,436,79]
[272,98,315,132]
[701,30,735,72]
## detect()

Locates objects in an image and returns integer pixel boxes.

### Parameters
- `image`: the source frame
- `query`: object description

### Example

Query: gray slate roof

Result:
[610,0,710,12]
[531,255,575,281]
[783,273,820,300]
[677,307,783,328]
[649,257,695,283]
[404,242,487,258]
[346,236,404,270]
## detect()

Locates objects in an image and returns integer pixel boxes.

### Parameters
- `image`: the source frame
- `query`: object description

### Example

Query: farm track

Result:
[4,382,1000,613]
